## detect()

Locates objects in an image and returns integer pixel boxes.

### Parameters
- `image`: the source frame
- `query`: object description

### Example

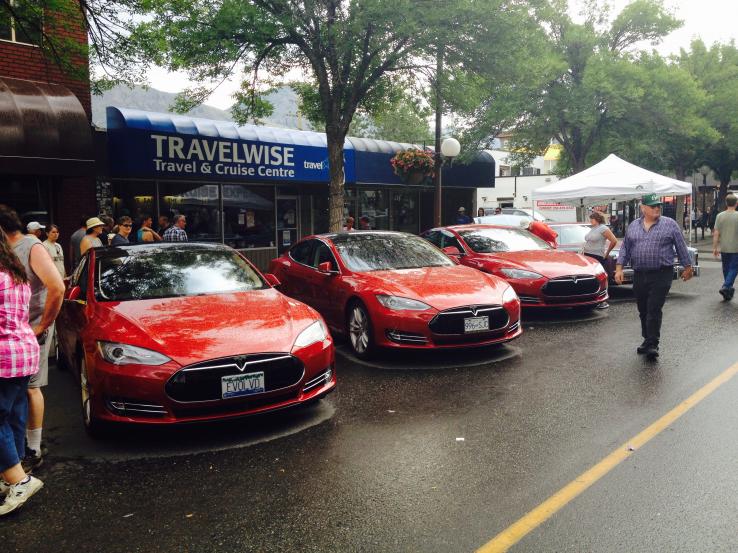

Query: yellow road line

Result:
[477,361,738,553]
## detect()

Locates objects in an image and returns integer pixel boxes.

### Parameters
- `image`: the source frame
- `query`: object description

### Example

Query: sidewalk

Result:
[683,230,715,253]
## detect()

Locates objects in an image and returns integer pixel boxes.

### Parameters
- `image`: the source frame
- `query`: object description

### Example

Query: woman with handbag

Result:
[583,211,618,309]
[0,228,43,515]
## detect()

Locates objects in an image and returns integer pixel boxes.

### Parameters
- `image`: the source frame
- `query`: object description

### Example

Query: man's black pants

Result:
[632,267,673,347]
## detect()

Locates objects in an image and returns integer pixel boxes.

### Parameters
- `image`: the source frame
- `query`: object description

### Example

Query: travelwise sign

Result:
[108,129,356,183]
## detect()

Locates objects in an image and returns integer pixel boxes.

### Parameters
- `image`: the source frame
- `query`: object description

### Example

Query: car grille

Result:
[542,275,600,297]
[429,305,509,335]
[171,390,299,418]
[165,353,305,403]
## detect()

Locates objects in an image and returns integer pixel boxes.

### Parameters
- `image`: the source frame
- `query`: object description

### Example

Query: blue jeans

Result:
[721,252,738,289]
[0,376,30,472]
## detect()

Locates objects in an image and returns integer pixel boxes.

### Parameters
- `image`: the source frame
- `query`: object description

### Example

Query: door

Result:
[56,255,91,369]
[276,197,299,254]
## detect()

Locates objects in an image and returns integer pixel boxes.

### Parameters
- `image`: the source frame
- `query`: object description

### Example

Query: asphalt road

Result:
[4,259,737,553]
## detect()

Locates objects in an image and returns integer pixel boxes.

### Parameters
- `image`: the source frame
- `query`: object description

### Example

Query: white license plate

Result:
[464,316,489,333]
[221,372,265,399]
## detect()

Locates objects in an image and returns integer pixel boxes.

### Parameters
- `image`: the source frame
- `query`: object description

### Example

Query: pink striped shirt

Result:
[0,271,40,378]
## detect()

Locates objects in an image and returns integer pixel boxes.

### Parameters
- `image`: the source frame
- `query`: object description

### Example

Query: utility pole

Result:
[433,44,444,227]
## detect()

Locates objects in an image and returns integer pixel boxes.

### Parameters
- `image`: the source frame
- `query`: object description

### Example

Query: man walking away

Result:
[0,206,64,471]
[713,194,738,300]
[163,215,188,242]
[615,194,693,360]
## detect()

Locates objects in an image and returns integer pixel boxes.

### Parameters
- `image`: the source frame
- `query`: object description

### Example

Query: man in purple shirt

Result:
[615,194,693,359]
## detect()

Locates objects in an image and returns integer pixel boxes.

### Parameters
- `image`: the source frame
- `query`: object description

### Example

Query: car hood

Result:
[479,250,600,278]
[95,289,318,366]
[359,264,510,311]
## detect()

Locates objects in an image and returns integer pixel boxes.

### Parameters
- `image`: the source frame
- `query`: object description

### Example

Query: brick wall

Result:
[54,176,96,272]
[0,2,91,119]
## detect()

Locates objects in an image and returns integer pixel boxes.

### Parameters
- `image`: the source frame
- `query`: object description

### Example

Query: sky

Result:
[148,0,738,110]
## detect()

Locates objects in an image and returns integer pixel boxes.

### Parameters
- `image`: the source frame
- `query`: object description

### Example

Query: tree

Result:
[501,0,681,174]
[678,40,738,208]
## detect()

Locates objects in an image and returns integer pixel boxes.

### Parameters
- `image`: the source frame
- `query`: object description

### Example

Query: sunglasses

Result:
[121,224,132,228]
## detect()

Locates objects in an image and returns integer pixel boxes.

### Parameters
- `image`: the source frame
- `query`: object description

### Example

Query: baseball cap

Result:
[641,194,663,207]
[27,221,45,231]
[458,207,466,212]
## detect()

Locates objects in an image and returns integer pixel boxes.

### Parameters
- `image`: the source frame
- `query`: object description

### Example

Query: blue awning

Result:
[105,107,494,188]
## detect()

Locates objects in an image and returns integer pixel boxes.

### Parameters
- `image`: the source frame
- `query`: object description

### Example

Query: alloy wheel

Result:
[349,305,370,355]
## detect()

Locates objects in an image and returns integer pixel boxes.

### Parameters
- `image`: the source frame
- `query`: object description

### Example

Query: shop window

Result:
[0,175,51,226]
[358,189,389,230]
[112,180,156,229]
[160,182,221,243]
[0,0,43,44]
[222,184,275,249]
[391,189,419,234]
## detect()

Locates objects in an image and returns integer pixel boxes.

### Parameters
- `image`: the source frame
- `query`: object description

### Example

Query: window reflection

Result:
[160,183,220,242]
[459,228,551,253]
[222,185,275,249]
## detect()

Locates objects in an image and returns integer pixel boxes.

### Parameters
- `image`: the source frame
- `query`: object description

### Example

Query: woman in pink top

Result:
[0,227,43,515]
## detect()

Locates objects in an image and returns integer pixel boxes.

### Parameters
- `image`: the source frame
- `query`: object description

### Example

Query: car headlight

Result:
[500,268,543,279]
[97,341,171,366]
[293,320,328,348]
[502,285,519,304]
[376,295,432,311]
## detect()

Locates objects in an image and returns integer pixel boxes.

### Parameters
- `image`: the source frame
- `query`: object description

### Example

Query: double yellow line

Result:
[477,362,738,553]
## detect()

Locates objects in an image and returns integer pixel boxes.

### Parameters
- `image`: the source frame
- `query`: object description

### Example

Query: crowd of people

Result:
[0,207,191,515]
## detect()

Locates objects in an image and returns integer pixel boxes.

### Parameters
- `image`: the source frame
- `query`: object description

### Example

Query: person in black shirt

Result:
[110,216,133,246]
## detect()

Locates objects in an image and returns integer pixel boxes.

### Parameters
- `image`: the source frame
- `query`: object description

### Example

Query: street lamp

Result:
[698,165,710,240]
[434,137,461,226]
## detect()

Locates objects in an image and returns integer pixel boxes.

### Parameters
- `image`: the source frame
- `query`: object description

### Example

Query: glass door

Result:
[276,196,299,254]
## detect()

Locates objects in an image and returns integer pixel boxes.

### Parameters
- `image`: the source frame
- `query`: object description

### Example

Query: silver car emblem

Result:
[234,356,249,372]
[470,305,479,316]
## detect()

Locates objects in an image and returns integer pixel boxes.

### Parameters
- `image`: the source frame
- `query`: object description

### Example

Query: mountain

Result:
[91,85,316,131]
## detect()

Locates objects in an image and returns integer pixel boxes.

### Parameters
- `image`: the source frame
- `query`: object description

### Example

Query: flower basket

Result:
[390,148,436,185]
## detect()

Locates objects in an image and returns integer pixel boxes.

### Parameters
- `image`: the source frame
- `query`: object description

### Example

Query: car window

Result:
[333,233,455,272]
[289,240,314,266]
[313,242,338,271]
[556,225,591,245]
[95,249,267,302]
[458,228,551,253]
[423,231,443,248]
[440,231,464,252]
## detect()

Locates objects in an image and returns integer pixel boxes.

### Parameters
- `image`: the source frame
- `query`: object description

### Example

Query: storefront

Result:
[0,77,96,262]
[103,107,494,269]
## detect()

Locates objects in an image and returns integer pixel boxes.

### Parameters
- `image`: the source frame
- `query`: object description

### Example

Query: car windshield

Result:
[459,228,551,253]
[333,233,455,272]
[95,249,266,301]
[555,225,591,244]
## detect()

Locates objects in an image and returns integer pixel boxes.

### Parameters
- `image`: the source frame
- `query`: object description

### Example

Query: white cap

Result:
[27,221,45,231]
[458,207,465,212]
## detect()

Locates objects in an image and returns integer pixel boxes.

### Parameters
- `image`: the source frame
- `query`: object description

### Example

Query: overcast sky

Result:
[148,0,738,110]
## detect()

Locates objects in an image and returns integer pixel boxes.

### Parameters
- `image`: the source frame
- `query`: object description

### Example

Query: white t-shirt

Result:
[583,224,609,257]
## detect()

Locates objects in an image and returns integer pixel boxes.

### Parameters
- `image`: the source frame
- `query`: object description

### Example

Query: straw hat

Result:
[86,217,105,230]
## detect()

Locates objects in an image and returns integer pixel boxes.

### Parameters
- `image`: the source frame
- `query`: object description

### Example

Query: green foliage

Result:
[489,0,682,174]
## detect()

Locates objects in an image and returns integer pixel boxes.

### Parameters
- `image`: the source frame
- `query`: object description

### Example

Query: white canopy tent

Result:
[532,153,693,242]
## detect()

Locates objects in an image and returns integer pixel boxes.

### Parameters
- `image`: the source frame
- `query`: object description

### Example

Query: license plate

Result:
[221,372,265,399]
[464,316,489,333]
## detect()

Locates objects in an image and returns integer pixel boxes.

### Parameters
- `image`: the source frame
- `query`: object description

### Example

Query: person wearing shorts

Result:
[0,206,63,473]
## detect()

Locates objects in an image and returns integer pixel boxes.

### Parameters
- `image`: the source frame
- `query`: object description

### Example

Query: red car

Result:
[421,225,608,309]
[56,243,335,437]
[269,231,522,359]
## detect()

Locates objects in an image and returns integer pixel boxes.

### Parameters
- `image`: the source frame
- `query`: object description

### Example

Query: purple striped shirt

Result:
[617,216,692,271]
[0,271,40,378]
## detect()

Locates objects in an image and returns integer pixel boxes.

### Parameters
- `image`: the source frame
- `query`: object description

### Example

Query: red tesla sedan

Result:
[56,243,335,437]
[268,231,522,359]
[421,225,608,309]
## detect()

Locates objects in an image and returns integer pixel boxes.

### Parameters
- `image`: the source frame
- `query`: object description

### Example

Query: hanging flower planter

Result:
[390,148,436,185]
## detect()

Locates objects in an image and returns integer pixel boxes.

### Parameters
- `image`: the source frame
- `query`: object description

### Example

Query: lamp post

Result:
[698,165,710,240]
[434,137,461,226]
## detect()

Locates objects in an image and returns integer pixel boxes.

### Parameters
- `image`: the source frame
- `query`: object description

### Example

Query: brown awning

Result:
[0,77,94,176]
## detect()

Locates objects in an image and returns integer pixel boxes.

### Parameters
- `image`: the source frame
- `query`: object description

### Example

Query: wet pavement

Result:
[4,259,737,552]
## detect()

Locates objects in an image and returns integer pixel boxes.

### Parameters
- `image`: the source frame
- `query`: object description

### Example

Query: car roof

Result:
[440,224,523,232]
[92,242,234,259]
[311,230,411,242]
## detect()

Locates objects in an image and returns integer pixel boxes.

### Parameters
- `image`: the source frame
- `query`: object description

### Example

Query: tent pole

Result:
[531,189,536,219]
[688,193,693,246]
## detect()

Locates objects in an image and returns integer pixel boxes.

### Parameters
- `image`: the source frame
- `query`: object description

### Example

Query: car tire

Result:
[347,300,375,360]
[79,354,108,439]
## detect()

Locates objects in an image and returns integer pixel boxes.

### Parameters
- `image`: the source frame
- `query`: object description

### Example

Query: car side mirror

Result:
[67,286,83,302]
[264,273,281,287]
[442,246,464,257]
[317,261,338,275]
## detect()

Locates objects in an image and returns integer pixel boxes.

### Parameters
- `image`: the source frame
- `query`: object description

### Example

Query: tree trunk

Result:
[327,131,347,232]
[717,178,730,211]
